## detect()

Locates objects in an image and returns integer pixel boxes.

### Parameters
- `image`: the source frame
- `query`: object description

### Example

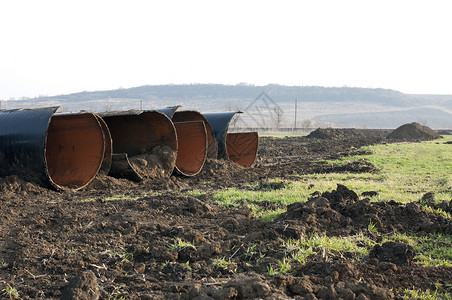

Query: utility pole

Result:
[294,98,298,130]
[140,99,143,110]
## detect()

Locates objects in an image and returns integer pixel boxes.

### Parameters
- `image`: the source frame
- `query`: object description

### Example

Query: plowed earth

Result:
[0,127,451,299]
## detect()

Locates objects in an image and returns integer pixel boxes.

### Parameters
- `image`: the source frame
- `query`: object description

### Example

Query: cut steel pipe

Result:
[100,110,178,181]
[172,110,218,159]
[173,121,207,176]
[226,132,259,168]
[0,107,105,190]
[202,112,259,167]
[158,108,210,176]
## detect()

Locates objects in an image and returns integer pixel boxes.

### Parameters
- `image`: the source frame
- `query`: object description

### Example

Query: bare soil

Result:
[0,127,450,299]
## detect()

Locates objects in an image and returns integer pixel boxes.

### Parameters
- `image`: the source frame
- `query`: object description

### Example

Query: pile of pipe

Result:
[0,106,258,190]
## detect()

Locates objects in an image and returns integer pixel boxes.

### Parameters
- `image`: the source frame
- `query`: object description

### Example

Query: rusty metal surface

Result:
[226,132,259,167]
[172,110,218,159]
[46,113,105,189]
[173,121,207,176]
[101,110,178,179]
[101,110,178,156]
[0,107,58,186]
[95,114,112,174]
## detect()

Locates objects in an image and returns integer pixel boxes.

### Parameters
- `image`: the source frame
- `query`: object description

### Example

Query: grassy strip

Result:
[209,135,452,221]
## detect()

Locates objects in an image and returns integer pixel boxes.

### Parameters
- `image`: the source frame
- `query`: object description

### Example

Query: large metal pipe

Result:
[226,132,259,168]
[100,110,178,180]
[173,121,207,176]
[0,107,105,190]
[157,107,210,176]
[172,110,218,159]
[202,112,259,167]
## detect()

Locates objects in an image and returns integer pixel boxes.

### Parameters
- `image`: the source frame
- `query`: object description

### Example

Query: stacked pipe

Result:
[0,106,258,190]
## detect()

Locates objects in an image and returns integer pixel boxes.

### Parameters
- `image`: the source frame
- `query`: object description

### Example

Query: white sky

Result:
[1,0,451,99]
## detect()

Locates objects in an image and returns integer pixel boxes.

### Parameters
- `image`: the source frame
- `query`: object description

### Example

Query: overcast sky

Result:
[1,0,451,99]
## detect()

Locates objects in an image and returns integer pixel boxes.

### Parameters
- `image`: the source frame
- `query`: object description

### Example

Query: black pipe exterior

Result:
[202,112,239,159]
[0,107,58,187]
[157,105,181,119]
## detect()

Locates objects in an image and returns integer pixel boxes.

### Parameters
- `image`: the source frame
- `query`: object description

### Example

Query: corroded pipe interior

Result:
[226,132,259,168]
[102,111,178,156]
[172,111,218,159]
[45,113,105,189]
[174,121,207,176]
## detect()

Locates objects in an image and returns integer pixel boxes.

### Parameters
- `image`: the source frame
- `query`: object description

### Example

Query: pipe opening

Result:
[172,111,218,159]
[102,111,178,180]
[174,121,207,176]
[226,132,259,168]
[45,113,105,190]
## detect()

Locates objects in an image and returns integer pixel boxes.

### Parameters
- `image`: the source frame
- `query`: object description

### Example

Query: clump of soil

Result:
[129,146,177,180]
[368,241,416,266]
[387,122,441,141]
[275,184,451,237]
[61,270,100,300]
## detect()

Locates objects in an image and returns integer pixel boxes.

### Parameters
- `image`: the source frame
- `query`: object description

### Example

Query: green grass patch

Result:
[211,136,452,221]
[282,232,374,260]
[212,179,312,220]
[169,237,197,252]
[315,135,452,203]
[383,232,452,267]
[403,287,451,300]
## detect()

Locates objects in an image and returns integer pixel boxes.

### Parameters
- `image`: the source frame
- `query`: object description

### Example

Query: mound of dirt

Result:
[0,175,50,197]
[387,122,441,141]
[185,158,246,188]
[307,128,366,140]
[129,146,177,180]
[275,184,451,237]
[85,173,138,191]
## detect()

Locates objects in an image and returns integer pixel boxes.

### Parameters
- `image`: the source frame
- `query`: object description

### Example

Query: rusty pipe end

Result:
[174,121,207,176]
[226,132,259,168]
[45,113,105,190]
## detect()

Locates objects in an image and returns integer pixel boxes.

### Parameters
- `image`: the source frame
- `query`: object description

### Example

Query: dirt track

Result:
[0,127,451,299]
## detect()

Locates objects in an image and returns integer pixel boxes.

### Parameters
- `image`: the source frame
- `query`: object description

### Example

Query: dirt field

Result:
[0,126,450,299]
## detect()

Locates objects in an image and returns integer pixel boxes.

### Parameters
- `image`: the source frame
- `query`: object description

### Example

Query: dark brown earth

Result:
[0,125,450,299]
[387,122,441,141]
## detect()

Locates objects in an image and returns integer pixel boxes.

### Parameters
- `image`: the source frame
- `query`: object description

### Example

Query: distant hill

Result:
[17,84,419,106]
[3,84,452,129]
